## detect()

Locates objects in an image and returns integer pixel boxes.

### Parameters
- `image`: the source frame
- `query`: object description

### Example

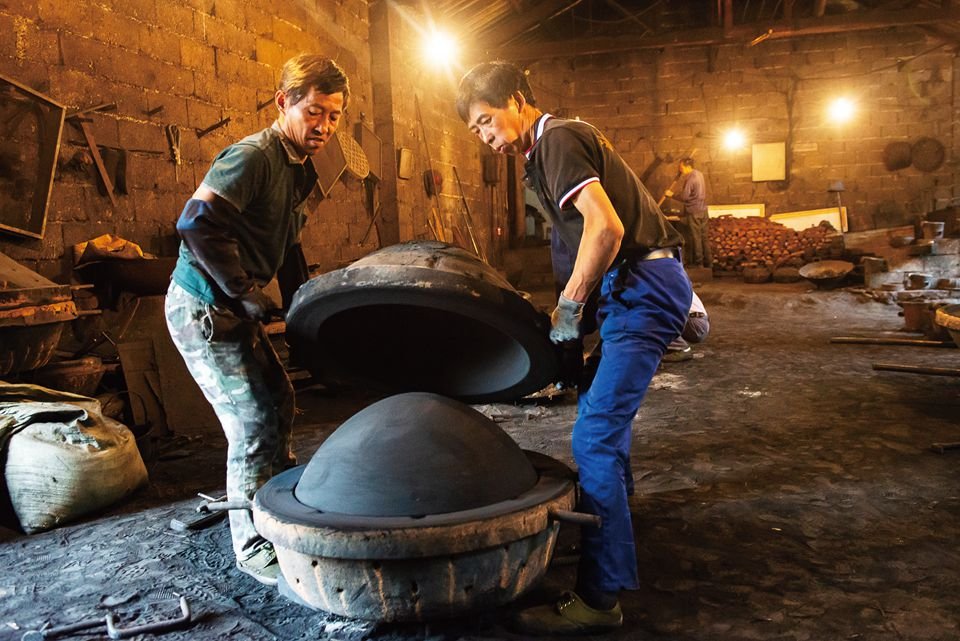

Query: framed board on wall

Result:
[752,142,786,182]
[0,74,66,239]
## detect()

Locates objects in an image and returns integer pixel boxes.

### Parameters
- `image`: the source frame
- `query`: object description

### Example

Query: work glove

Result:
[237,285,277,322]
[549,294,585,344]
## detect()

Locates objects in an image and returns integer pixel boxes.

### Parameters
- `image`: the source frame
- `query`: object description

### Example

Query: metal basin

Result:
[798,260,854,289]
[252,393,577,621]
[0,284,77,376]
[934,304,960,348]
[285,241,559,403]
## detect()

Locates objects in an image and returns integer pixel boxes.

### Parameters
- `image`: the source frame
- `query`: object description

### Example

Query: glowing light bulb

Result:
[828,97,855,124]
[423,30,458,67]
[723,129,746,150]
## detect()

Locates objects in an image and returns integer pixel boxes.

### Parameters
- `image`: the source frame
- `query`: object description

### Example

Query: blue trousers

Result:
[574,255,692,592]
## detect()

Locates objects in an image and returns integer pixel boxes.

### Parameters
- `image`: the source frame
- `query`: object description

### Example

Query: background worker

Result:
[457,61,692,636]
[661,290,710,362]
[165,54,349,586]
[664,157,711,269]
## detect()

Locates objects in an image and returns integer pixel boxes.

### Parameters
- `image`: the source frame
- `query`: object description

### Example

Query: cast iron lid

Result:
[286,241,559,403]
[294,392,538,517]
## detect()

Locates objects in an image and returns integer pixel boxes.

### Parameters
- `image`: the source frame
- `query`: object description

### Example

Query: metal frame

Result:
[0,73,65,239]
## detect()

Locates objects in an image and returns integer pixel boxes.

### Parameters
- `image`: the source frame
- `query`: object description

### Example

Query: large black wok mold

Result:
[285,241,559,402]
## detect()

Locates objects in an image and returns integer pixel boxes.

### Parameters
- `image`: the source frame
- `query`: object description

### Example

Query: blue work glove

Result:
[549,294,585,343]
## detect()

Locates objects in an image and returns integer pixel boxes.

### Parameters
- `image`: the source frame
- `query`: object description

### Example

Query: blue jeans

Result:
[574,256,692,592]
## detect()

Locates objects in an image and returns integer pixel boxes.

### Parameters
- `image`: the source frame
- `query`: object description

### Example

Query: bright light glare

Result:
[723,129,746,150]
[423,30,458,67]
[828,97,855,124]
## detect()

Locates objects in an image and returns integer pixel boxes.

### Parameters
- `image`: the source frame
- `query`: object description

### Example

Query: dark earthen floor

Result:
[1,280,958,641]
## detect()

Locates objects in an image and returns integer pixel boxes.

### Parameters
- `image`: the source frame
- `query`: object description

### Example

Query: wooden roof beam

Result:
[494,6,960,60]
[481,0,584,47]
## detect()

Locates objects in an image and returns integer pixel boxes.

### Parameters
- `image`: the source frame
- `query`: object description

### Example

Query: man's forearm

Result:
[176,198,252,298]
[564,182,624,303]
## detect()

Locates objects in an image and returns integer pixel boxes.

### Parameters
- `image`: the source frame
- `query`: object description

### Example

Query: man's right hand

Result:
[663,189,674,198]
[549,294,585,343]
[238,285,276,322]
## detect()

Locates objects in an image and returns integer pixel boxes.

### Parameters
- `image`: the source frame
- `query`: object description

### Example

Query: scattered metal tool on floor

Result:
[105,595,191,639]
[20,595,191,641]
[169,493,227,532]
[20,615,104,641]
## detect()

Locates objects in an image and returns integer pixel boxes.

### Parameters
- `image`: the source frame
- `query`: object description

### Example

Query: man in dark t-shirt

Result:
[165,55,349,587]
[457,62,693,635]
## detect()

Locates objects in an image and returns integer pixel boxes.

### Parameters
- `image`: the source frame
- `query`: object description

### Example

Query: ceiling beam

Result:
[482,0,584,47]
[492,6,960,60]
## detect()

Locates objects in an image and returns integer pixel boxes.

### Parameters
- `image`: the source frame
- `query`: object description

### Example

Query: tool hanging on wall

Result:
[452,165,487,263]
[66,103,119,208]
[164,124,182,183]
[413,95,446,242]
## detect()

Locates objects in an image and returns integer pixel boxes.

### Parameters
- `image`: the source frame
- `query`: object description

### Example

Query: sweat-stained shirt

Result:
[523,114,683,260]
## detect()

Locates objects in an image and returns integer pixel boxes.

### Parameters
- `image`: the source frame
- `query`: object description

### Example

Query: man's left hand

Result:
[549,294,585,343]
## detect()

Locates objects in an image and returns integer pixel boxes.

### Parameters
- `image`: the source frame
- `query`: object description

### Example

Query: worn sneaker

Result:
[661,346,693,362]
[512,590,623,636]
[236,541,281,586]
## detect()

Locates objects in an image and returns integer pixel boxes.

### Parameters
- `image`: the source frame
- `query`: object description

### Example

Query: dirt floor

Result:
[1,278,959,641]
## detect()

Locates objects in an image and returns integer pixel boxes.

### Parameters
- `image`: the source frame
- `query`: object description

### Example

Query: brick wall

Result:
[526,29,958,234]
[0,0,374,280]
[372,2,506,259]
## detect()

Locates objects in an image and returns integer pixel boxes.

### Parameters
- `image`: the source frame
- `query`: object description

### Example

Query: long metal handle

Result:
[549,509,602,527]
[200,498,252,512]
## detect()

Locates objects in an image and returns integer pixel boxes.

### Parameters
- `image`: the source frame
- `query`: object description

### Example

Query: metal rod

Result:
[65,102,117,118]
[195,116,231,138]
[549,509,602,527]
[831,336,956,348]
[872,362,960,377]
[413,95,446,242]
[452,165,487,263]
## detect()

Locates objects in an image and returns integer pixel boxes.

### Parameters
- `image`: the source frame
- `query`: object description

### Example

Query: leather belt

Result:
[639,247,677,261]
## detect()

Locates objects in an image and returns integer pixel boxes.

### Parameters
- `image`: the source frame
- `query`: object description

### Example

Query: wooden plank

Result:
[75,119,119,208]
[872,362,960,377]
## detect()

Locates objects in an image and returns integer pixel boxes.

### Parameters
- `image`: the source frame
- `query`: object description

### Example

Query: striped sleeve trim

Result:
[558,177,600,209]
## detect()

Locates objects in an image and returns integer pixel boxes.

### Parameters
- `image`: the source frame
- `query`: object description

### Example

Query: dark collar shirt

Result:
[523,114,682,259]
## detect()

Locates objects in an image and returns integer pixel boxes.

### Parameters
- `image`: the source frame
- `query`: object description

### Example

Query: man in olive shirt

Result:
[165,54,349,586]
[457,62,692,635]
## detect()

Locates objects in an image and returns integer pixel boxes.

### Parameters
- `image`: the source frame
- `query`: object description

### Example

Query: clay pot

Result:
[888,234,915,248]
[901,300,932,332]
[906,273,933,290]
[921,221,945,240]
[742,266,771,284]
